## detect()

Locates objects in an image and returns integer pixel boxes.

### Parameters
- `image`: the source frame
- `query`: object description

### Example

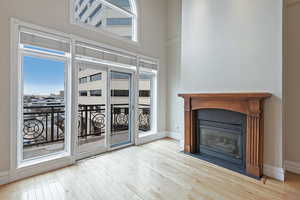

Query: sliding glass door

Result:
[110,71,133,148]
[76,62,108,157]
[75,60,134,157]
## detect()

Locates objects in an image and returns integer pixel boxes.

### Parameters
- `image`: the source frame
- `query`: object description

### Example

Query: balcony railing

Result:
[23,104,150,147]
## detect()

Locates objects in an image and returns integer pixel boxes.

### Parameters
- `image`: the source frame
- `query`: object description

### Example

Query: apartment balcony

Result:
[23,104,150,159]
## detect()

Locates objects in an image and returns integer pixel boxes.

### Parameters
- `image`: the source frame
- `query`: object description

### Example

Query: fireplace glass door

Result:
[199,121,244,165]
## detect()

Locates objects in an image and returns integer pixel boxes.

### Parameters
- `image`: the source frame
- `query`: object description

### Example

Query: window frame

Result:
[70,0,139,45]
[137,68,158,136]
[19,50,72,162]
[11,28,73,171]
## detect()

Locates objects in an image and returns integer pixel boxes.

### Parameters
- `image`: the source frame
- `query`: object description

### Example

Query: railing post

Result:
[80,105,83,138]
[111,104,113,133]
[51,106,54,142]
[85,105,88,138]
[45,113,48,142]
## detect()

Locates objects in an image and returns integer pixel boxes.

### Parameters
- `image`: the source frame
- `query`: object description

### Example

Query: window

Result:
[90,89,102,96]
[72,0,138,42]
[139,90,150,97]
[138,70,157,134]
[90,73,102,81]
[79,90,88,96]
[12,20,159,175]
[79,77,88,84]
[16,29,72,162]
[106,18,132,26]
[111,89,129,97]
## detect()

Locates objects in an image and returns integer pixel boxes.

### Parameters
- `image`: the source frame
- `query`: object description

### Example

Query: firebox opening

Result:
[195,109,247,174]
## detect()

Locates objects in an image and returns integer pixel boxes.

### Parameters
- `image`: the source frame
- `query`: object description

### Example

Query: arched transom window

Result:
[73,0,137,41]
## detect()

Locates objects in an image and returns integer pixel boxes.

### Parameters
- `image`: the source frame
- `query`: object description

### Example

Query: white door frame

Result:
[74,59,109,160]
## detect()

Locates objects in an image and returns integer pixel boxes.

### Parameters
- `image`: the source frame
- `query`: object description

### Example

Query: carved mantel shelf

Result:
[178,93,272,178]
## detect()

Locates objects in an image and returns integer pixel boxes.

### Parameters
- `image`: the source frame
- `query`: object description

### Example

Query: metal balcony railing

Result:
[23,104,150,147]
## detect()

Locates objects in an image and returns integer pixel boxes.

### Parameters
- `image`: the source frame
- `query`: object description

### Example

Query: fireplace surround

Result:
[178,93,272,178]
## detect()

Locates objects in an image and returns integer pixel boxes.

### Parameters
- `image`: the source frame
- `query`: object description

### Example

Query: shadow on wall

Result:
[263,95,283,168]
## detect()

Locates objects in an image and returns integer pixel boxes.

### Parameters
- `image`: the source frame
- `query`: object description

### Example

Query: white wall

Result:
[167,0,284,169]
[0,0,167,172]
[166,0,183,140]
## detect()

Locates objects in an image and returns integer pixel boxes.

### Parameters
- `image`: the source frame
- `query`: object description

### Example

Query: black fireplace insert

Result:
[196,109,247,173]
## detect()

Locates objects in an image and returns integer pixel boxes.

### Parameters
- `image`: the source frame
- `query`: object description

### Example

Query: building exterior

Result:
[78,67,151,105]
[74,0,133,39]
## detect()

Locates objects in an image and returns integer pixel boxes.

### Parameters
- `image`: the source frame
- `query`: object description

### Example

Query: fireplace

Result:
[197,109,246,173]
[178,93,272,178]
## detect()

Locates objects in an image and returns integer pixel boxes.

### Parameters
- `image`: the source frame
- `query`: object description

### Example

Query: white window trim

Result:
[18,50,72,162]
[137,67,158,138]
[10,18,159,183]
[10,19,76,181]
[70,0,140,46]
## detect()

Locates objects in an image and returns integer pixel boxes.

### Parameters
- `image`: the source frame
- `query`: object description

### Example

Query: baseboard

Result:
[0,171,9,185]
[9,156,74,184]
[138,131,167,145]
[166,131,182,140]
[263,164,285,181]
[285,160,300,175]
[166,131,184,151]
[179,140,184,151]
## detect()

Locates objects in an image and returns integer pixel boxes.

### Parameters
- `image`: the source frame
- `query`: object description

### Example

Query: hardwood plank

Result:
[0,139,299,200]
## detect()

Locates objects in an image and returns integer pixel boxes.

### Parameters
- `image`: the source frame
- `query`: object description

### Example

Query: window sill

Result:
[139,131,157,138]
[18,151,71,170]
[137,131,166,145]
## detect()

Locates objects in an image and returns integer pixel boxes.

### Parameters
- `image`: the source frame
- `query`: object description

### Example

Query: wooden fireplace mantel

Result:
[178,93,272,178]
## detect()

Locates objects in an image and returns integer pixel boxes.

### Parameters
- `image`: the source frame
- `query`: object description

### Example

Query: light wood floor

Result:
[1,138,300,200]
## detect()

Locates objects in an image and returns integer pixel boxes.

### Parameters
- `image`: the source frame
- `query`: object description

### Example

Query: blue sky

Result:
[23,56,65,95]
